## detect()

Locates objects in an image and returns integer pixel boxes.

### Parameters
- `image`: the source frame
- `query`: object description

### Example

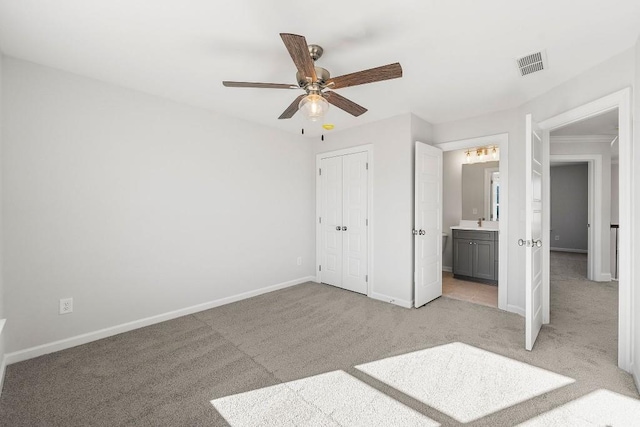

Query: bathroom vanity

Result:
[451,227,499,285]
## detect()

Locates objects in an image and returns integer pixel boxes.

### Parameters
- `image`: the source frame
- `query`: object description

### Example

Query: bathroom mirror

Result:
[461,161,500,221]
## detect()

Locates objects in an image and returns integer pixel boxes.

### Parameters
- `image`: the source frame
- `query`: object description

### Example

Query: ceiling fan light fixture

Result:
[299,94,329,121]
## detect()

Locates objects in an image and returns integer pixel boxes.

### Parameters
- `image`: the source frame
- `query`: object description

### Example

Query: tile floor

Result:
[442,272,498,308]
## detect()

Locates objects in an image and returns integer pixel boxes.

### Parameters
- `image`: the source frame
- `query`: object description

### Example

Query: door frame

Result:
[538,87,632,372]
[315,144,374,296]
[549,155,601,281]
[434,133,509,312]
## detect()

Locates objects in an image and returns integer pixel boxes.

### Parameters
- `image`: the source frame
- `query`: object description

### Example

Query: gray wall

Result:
[2,58,315,354]
[633,34,640,388]
[442,150,465,270]
[0,53,5,388]
[550,164,588,251]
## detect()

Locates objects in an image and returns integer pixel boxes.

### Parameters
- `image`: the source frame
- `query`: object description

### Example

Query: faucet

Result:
[477,218,483,227]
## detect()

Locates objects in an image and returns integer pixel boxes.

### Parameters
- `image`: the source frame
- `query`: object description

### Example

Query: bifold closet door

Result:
[320,156,343,287]
[320,152,368,294]
[342,152,368,294]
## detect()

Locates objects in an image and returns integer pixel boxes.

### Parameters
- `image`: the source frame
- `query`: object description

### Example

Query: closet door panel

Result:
[320,156,343,287]
[342,152,368,294]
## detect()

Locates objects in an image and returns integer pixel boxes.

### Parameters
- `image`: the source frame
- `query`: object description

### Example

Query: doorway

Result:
[434,133,509,311]
[538,89,631,372]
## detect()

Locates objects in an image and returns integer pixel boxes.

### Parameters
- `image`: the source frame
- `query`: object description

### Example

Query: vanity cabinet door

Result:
[453,238,474,277]
[473,240,495,280]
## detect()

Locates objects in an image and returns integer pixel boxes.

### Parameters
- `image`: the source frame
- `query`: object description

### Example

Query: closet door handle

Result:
[342,226,347,231]
[412,229,418,235]
[336,226,341,231]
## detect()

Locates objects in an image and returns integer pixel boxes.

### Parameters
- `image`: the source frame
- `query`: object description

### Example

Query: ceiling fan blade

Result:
[280,33,317,83]
[326,63,402,89]
[278,94,306,119]
[323,91,367,117]
[223,81,299,89]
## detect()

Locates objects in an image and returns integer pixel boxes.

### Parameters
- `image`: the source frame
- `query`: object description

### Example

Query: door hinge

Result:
[319,168,322,176]
[366,162,369,170]
[319,217,322,224]
[365,275,368,282]
[366,219,368,226]
[319,265,322,272]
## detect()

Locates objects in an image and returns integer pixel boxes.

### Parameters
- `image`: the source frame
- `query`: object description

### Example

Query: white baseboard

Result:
[596,273,612,282]
[5,276,315,365]
[632,363,640,395]
[369,292,413,309]
[550,247,588,254]
[442,266,452,273]
[507,304,525,317]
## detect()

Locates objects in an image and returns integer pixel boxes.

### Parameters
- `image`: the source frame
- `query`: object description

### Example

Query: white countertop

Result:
[450,226,498,231]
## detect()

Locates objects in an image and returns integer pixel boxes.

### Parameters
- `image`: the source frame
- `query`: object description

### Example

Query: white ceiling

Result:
[1,0,639,136]
[551,109,618,136]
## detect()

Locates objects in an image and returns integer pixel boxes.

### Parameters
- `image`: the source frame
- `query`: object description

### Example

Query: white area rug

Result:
[517,389,640,426]
[211,370,438,426]
[355,342,574,423]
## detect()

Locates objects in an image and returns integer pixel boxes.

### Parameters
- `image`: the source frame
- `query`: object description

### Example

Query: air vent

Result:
[516,51,547,77]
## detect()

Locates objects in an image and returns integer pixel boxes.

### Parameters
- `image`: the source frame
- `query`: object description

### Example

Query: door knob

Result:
[419,229,425,235]
[336,226,341,231]
[342,226,347,231]
[533,239,542,248]
[518,239,525,246]
[412,229,418,235]
[469,241,473,245]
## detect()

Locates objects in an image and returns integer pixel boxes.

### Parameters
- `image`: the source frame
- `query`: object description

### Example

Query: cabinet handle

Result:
[342,226,347,231]
[336,226,341,231]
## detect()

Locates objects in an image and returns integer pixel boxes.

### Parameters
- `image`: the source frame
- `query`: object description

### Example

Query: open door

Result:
[414,142,443,308]
[525,114,544,350]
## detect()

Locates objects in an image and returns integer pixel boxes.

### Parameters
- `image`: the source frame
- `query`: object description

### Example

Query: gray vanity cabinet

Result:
[452,230,498,284]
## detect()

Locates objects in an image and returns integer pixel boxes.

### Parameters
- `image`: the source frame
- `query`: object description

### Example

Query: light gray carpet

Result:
[0,252,636,426]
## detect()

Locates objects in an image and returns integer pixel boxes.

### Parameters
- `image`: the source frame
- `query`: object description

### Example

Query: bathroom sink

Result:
[451,220,499,231]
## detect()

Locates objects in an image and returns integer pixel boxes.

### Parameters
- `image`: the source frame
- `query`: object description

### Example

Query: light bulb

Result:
[492,146,498,159]
[299,94,329,121]
[466,151,471,163]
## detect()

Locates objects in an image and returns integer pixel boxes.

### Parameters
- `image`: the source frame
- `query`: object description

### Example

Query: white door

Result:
[320,152,369,294]
[525,114,543,351]
[320,156,343,287]
[414,142,443,308]
[342,152,368,294]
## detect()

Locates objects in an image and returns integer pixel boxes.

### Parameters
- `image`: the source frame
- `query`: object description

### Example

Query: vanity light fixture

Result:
[465,146,498,164]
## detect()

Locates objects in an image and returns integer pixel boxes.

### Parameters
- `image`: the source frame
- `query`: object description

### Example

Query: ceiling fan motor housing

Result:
[296,67,331,89]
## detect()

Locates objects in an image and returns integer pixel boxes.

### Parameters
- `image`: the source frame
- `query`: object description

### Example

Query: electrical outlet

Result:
[59,298,73,315]
[555,235,560,241]
[297,256,303,266]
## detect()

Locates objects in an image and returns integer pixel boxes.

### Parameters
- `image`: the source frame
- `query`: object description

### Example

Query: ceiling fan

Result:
[222,33,403,121]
